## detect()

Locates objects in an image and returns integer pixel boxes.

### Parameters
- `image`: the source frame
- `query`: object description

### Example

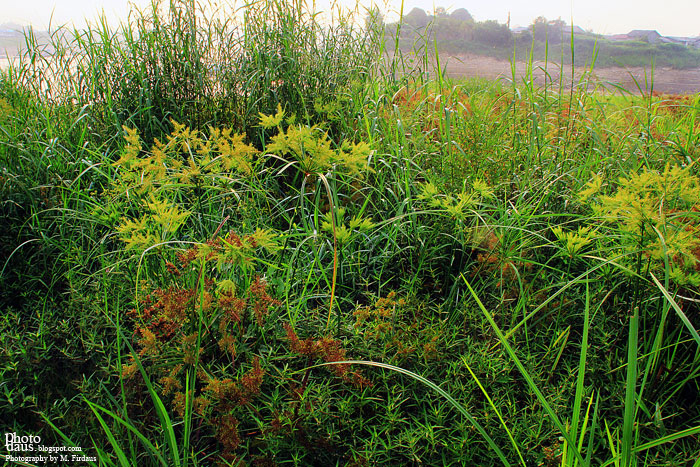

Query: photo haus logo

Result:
[3,432,97,464]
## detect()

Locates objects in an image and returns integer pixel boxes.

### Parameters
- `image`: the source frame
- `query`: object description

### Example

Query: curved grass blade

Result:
[649,272,700,348]
[118,327,182,467]
[462,275,587,466]
[318,172,338,332]
[84,400,169,466]
[632,424,700,453]
[311,360,512,466]
[621,305,639,467]
[87,402,131,467]
[36,416,98,467]
[463,358,526,466]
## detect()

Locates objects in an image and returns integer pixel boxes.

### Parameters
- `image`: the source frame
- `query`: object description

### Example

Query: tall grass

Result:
[7,0,377,142]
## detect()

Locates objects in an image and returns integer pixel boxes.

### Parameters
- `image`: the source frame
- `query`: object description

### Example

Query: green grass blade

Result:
[312,360,512,466]
[650,272,700,348]
[37,415,98,467]
[570,279,592,466]
[85,400,169,466]
[632,424,700,453]
[604,420,619,467]
[87,401,132,467]
[119,329,182,467]
[463,358,526,466]
[462,275,587,466]
[621,305,639,467]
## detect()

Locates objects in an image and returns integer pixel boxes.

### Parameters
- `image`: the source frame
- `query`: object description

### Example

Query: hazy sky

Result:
[2,0,699,37]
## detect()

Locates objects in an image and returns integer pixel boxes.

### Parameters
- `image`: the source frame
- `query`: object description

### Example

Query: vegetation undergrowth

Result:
[1,0,699,465]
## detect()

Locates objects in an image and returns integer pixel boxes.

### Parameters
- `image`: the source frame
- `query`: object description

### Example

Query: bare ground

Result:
[441,54,700,95]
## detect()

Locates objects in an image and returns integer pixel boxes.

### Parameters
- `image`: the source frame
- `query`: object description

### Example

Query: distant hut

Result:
[627,30,662,43]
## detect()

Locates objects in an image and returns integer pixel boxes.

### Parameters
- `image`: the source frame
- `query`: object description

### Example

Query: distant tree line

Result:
[382,7,515,51]
[374,8,700,69]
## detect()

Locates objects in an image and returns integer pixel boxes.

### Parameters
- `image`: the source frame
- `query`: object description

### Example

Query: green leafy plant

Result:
[581,164,700,288]
[260,105,373,331]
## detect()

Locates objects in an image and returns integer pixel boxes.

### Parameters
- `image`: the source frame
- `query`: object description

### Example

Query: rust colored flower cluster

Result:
[134,286,197,340]
[353,291,409,345]
[218,291,247,329]
[284,323,371,388]
[216,413,242,454]
[118,228,282,461]
[203,356,265,409]
[250,276,281,326]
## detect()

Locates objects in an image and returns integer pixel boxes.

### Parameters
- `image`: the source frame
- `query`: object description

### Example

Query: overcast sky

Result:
[2,0,699,37]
